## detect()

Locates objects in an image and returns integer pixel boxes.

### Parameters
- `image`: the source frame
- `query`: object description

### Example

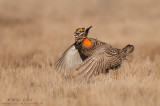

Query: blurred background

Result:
[0,1,160,106]
[0,0,160,67]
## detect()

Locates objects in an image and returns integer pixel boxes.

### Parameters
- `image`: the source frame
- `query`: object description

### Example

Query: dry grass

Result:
[0,0,160,106]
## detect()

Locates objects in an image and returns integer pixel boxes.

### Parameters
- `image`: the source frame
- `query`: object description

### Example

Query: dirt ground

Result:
[0,0,160,106]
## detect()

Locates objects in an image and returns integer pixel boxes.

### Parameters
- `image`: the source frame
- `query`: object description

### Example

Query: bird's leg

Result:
[114,69,118,80]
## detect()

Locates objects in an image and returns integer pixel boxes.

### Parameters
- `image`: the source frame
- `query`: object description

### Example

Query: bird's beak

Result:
[84,26,92,36]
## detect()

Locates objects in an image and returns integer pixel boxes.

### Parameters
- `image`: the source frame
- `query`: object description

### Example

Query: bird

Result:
[55,26,134,79]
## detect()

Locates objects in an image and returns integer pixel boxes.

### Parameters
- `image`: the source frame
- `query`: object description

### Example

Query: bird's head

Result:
[74,26,92,44]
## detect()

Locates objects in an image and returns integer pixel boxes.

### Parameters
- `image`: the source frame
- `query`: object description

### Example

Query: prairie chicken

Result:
[55,26,134,79]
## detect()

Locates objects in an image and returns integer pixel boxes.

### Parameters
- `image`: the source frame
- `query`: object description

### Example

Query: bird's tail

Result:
[120,44,134,59]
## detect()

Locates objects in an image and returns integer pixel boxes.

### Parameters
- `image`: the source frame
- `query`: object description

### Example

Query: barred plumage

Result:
[55,26,134,79]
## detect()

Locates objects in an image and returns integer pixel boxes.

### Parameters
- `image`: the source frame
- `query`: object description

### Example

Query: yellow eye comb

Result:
[77,28,82,32]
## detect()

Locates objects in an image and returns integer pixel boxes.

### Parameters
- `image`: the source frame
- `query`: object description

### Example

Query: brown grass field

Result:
[0,0,160,106]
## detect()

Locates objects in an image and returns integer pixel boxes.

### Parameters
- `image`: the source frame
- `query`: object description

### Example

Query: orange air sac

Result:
[82,38,92,46]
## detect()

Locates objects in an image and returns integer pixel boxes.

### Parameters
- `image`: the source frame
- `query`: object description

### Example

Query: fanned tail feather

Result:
[120,44,134,59]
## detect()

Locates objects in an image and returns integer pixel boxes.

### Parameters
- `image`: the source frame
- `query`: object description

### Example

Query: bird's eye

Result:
[80,33,84,36]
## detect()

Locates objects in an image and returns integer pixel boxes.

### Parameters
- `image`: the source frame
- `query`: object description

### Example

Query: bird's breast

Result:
[80,41,97,57]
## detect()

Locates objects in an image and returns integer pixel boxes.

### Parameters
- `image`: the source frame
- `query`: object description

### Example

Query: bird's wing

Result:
[55,44,83,73]
[76,45,122,79]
